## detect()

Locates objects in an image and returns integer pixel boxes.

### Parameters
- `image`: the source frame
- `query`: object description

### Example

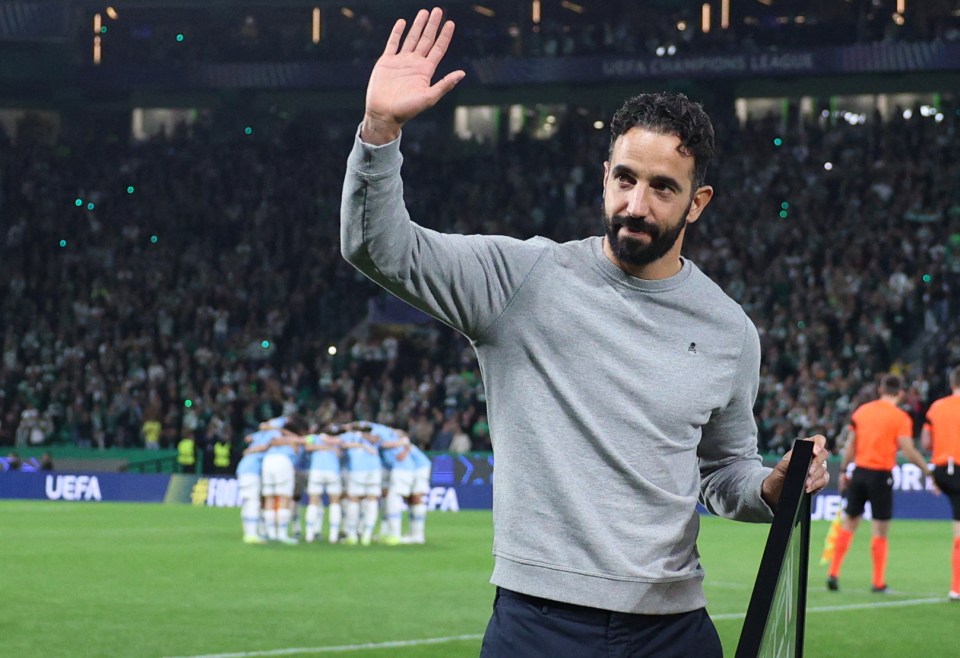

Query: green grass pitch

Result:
[1,501,956,657]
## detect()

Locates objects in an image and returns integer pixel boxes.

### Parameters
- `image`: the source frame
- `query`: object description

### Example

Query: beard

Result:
[603,202,691,268]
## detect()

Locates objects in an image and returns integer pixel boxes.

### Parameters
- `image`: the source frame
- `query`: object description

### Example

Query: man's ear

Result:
[685,185,714,225]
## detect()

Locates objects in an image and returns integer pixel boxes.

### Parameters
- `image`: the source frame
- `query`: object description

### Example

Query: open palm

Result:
[364,8,465,136]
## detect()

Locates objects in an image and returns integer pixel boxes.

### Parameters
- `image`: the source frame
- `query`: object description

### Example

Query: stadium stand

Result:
[1,1,959,461]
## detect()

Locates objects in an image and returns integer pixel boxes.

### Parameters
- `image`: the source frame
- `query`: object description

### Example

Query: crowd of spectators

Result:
[77,1,960,67]
[1,91,958,457]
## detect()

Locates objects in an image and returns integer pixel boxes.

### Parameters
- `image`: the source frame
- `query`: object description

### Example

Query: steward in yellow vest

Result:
[212,440,232,473]
[177,436,197,473]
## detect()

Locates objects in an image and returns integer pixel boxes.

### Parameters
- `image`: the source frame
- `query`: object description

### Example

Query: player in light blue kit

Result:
[236,428,278,544]
[363,422,409,545]
[303,427,344,544]
[404,441,432,544]
[341,424,382,545]
[371,422,431,545]
[260,414,308,543]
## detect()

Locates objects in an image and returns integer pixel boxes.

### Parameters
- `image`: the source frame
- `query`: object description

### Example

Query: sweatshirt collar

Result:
[590,236,694,292]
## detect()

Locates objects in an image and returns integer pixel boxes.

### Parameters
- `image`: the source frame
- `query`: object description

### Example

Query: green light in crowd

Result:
[100,26,107,33]
[922,274,932,283]
[781,201,790,210]
[244,126,253,135]
[797,320,806,329]
[75,198,83,207]
[184,399,193,408]
[127,185,135,194]
[773,137,783,146]
[261,340,271,349]
[59,239,67,248]
[87,202,95,210]
[150,235,158,243]
[779,210,788,219]
[176,33,184,42]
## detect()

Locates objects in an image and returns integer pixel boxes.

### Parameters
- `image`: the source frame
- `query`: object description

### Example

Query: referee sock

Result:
[952,537,960,593]
[871,536,889,588]
[829,528,853,578]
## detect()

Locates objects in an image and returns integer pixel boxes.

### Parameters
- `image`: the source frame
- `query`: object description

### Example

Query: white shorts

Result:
[346,469,382,498]
[389,469,416,497]
[307,469,343,496]
[261,454,295,498]
[392,467,430,497]
[238,473,261,502]
[413,465,431,496]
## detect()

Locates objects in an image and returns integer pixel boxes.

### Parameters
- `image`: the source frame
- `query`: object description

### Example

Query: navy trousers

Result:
[479,588,724,658]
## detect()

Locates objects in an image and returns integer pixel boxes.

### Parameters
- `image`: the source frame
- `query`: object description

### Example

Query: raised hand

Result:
[361,7,466,145]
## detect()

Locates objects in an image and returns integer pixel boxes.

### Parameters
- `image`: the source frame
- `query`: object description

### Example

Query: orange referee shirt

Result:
[850,398,914,471]
[923,393,960,467]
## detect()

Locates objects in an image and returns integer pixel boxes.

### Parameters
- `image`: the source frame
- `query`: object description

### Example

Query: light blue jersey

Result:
[409,444,431,469]
[368,423,406,469]
[264,416,287,429]
[307,433,341,472]
[235,429,279,476]
[343,431,381,472]
[265,440,300,466]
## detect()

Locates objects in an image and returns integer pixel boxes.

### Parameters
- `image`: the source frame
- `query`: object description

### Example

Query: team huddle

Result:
[234,414,432,546]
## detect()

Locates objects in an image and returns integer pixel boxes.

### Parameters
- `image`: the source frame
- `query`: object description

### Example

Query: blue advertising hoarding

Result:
[0,457,949,520]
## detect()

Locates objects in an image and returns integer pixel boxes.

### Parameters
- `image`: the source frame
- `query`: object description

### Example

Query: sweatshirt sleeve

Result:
[340,127,544,339]
[697,315,774,522]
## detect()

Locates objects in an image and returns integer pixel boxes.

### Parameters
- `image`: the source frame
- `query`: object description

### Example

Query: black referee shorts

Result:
[479,588,722,658]
[932,465,960,521]
[845,467,894,520]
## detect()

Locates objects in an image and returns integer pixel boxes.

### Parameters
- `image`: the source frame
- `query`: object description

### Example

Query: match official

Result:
[828,374,932,593]
[921,365,960,601]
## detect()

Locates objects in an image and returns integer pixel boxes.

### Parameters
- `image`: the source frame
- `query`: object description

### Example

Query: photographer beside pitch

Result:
[340,8,829,656]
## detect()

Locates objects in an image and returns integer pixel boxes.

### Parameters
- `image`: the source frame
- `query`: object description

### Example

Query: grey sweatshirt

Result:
[340,130,774,614]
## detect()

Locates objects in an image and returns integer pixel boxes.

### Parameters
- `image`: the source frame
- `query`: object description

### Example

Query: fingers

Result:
[428,70,466,105]
[416,7,445,56]
[401,8,431,53]
[383,19,406,56]
[805,435,830,494]
[426,17,456,65]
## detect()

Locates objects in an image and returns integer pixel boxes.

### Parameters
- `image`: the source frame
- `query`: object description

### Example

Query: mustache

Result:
[610,214,660,237]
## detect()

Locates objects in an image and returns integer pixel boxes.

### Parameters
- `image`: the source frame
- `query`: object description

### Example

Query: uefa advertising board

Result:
[0,455,951,520]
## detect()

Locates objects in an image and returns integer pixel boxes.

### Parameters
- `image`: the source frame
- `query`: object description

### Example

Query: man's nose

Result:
[625,186,650,216]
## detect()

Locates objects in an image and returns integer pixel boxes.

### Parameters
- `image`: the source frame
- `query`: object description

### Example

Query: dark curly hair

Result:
[609,92,716,189]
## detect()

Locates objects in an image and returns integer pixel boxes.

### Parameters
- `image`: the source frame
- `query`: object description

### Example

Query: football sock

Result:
[361,499,380,540]
[344,500,360,539]
[305,504,319,540]
[410,503,427,541]
[386,493,404,538]
[871,536,889,588]
[241,499,261,538]
[328,502,342,542]
[263,508,278,540]
[277,507,292,539]
[952,537,960,593]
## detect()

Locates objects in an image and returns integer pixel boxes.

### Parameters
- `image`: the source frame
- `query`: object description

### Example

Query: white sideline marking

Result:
[168,597,946,657]
[712,596,945,621]
[162,634,485,658]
